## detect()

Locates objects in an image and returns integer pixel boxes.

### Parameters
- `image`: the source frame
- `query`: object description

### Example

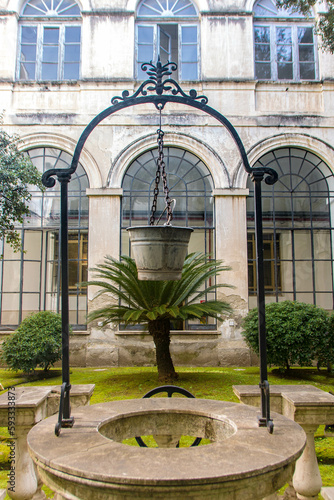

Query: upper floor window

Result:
[18,0,81,81]
[136,0,199,81]
[253,0,317,81]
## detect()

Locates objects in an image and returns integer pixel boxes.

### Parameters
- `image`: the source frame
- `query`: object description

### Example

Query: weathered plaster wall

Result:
[0,0,333,366]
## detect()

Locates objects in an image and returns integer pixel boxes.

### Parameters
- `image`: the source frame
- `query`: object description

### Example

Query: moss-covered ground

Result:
[0,366,332,498]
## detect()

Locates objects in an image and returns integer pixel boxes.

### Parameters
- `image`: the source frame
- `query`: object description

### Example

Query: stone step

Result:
[322,487,334,500]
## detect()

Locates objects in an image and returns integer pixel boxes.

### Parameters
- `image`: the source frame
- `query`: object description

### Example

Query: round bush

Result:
[1,311,64,372]
[242,300,333,370]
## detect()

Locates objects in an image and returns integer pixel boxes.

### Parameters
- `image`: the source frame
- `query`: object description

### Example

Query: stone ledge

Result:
[233,385,334,425]
[0,384,95,425]
[322,488,334,500]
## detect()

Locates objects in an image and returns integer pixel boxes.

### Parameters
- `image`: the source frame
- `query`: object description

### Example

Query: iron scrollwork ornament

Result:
[111,57,208,109]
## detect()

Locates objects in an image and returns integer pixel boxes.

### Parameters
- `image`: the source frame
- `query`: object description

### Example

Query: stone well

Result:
[27,398,306,500]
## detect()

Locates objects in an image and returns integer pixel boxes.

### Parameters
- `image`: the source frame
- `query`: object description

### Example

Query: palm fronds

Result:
[84,252,232,326]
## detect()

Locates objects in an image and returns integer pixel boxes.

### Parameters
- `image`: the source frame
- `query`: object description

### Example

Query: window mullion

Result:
[293,26,299,81]
[178,24,182,79]
[153,24,158,63]
[271,25,277,81]
[59,24,64,80]
[36,24,43,80]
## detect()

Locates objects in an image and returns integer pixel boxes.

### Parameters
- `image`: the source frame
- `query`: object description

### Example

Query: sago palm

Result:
[86,252,232,381]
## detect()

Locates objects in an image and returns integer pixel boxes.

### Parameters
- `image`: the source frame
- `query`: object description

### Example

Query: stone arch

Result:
[235,133,334,189]
[18,132,102,188]
[8,0,85,15]
[130,0,207,14]
[108,131,230,189]
[12,0,85,15]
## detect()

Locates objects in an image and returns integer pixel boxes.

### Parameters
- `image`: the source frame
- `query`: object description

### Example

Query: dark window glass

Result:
[255,62,271,79]
[0,148,89,327]
[247,148,334,310]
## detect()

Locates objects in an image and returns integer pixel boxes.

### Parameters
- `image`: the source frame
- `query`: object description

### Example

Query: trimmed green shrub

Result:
[242,300,334,370]
[1,311,64,372]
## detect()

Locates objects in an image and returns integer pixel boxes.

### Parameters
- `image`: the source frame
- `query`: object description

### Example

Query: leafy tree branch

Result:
[277,0,334,52]
[0,128,43,252]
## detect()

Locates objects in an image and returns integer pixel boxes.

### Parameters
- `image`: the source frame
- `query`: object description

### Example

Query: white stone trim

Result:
[17,132,102,188]
[235,132,334,188]
[86,188,123,197]
[130,0,209,13]
[213,188,249,196]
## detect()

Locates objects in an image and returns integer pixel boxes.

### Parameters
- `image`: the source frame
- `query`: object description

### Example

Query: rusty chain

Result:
[150,125,173,226]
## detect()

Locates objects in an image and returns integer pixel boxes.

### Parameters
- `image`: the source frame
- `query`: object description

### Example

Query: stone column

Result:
[0,387,50,500]
[214,189,249,354]
[214,189,249,303]
[86,188,122,290]
[7,425,44,500]
[293,424,322,500]
[86,188,122,364]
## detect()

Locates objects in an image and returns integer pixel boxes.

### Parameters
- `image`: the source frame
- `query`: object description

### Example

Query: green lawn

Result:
[0,366,333,498]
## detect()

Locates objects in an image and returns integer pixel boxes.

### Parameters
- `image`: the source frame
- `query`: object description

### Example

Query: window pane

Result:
[65,45,80,62]
[181,62,197,80]
[255,62,271,79]
[255,44,270,61]
[138,26,154,43]
[277,62,293,79]
[299,45,314,62]
[23,263,41,292]
[22,26,37,43]
[300,62,315,79]
[65,26,81,42]
[180,26,197,79]
[254,26,270,43]
[21,45,37,61]
[182,26,197,42]
[43,27,59,43]
[181,44,197,62]
[22,0,80,16]
[137,0,196,17]
[160,30,169,52]
[138,44,154,62]
[276,27,292,44]
[20,63,36,79]
[277,45,292,62]
[41,63,58,79]
[64,62,79,79]
[298,27,313,44]
[43,46,59,62]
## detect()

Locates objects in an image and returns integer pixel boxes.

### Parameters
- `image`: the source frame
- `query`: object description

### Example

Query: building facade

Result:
[0,0,333,366]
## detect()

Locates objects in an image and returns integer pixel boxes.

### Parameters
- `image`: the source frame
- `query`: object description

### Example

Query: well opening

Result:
[98,410,236,448]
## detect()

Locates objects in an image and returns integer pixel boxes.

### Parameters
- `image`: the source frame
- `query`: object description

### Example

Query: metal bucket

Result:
[126,225,193,280]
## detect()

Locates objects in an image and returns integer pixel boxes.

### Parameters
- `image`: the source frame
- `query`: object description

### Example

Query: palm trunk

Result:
[148,319,178,382]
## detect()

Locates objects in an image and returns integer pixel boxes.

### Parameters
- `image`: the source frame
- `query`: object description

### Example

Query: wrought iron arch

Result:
[43,59,278,436]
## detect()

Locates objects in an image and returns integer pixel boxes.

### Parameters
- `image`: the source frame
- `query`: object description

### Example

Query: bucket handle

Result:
[156,199,176,226]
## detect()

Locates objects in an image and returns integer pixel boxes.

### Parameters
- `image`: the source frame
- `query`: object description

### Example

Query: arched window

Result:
[18,0,81,81]
[121,146,215,329]
[247,147,334,310]
[0,148,89,327]
[253,0,317,81]
[136,0,199,80]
